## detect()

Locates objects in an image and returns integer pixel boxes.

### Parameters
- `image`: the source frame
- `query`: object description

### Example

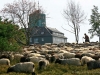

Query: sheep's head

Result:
[7,67,14,73]
[32,72,36,75]
[55,58,61,64]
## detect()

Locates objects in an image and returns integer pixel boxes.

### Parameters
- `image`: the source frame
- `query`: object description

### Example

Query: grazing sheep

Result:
[20,56,30,62]
[0,54,14,61]
[14,54,23,61]
[91,55,100,60]
[87,61,100,70]
[0,58,10,66]
[49,55,56,63]
[29,56,44,63]
[81,53,94,57]
[55,58,81,66]
[0,54,10,59]
[7,62,35,75]
[55,58,67,65]
[81,56,95,66]
[66,58,81,66]
[63,52,75,59]
[75,53,83,60]
[38,59,49,70]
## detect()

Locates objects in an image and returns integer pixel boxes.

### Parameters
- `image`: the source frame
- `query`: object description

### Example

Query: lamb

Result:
[55,58,81,66]
[7,62,35,75]
[0,58,10,66]
[87,61,100,70]
[81,56,95,66]
[38,59,49,70]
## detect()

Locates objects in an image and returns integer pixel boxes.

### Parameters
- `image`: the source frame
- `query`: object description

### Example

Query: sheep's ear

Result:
[32,72,36,75]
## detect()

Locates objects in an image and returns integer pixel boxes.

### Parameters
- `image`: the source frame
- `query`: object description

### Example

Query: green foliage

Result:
[0,20,22,52]
[89,5,100,38]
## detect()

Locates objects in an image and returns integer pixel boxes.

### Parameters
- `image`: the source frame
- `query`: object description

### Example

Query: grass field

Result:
[1,59,100,75]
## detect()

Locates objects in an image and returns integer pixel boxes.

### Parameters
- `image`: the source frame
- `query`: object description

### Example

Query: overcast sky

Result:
[0,0,100,43]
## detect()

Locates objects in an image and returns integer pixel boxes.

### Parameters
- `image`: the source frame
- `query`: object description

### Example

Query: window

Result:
[41,32,44,34]
[34,38,38,43]
[42,38,44,41]
[30,38,32,42]
[42,22,45,24]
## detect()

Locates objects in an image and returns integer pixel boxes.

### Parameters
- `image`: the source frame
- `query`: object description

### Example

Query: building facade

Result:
[29,10,67,45]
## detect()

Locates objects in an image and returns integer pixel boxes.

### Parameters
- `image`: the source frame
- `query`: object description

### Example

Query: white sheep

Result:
[7,62,35,75]
[38,59,49,70]
[0,58,10,66]
[29,56,44,63]
[28,53,41,57]
[63,52,75,59]
[81,56,95,66]
[55,58,81,66]
[14,54,23,60]
[66,58,81,66]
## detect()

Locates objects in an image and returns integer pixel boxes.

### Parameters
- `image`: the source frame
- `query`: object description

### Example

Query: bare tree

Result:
[1,0,44,45]
[63,0,86,43]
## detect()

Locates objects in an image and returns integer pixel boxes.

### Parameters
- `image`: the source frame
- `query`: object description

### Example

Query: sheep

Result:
[63,52,75,59]
[81,53,94,57]
[29,56,44,63]
[28,53,41,57]
[0,58,10,66]
[7,62,35,75]
[0,53,14,61]
[81,56,95,66]
[55,58,67,65]
[87,61,100,70]
[49,54,56,63]
[75,53,83,60]
[14,54,23,61]
[38,59,49,70]
[55,58,81,66]
[91,55,100,60]
[20,56,30,62]
[66,58,81,66]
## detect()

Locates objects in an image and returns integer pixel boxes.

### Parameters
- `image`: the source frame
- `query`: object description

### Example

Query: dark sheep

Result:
[38,59,49,70]
[49,55,56,63]
[7,62,35,75]
[20,56,30,62]
[75,54,83,60]
[0,54,10,60]
[91,55,100,60]
[0,54,14,61]
[55,58,69,65]
[87,61,100,70]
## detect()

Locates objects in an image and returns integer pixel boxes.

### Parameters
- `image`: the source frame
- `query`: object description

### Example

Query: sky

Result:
[0,0,100,43]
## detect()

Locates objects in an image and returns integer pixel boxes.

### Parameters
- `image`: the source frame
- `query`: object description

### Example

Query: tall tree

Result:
[1,0,44,45]
[0,19,21,52]
[63,0,86,43]
[89,6,100,48]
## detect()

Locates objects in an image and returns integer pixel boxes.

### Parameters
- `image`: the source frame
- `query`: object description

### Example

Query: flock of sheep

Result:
[0,42,100,75]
